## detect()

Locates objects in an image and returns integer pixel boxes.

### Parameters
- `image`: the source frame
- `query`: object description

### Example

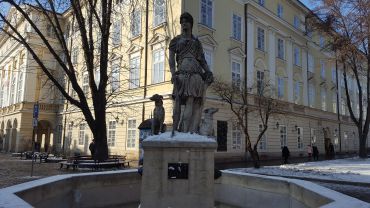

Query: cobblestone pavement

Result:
[0,153,87,189]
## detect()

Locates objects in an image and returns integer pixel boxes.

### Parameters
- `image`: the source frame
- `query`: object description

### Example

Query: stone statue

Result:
[199,108,218,136]
[150,94,165,135]
[169,12,213,135]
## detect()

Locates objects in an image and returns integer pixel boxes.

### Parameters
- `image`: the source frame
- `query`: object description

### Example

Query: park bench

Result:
[59,155,129,170]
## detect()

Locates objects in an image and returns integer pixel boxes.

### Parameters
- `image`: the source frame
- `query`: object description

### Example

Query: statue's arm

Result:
[169,50,176,76]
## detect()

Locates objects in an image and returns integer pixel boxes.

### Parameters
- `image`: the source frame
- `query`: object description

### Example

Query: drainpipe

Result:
[61,80,70,154]
[335,54,342,153]
[244,3,249,161]
[142,0,149,122]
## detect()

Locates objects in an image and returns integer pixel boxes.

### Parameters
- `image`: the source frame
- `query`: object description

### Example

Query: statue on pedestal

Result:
[169,12,214,135]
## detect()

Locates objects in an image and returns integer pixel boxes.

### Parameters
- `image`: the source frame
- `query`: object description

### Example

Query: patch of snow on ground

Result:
[232,158,370,184]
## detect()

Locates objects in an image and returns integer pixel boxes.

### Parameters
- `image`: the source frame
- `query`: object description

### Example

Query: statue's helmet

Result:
[180,12,194,28]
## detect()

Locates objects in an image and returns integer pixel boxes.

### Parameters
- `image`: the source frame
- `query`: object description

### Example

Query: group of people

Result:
[281,144,320,164]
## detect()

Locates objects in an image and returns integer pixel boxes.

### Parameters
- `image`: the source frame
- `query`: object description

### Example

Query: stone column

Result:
[302,48,308,106]
[268,27,276,88]
[140,132,217,208]
[247,16,255,89]
[287,38,294,103]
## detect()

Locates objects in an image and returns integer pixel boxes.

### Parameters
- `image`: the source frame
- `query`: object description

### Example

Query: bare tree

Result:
[212,79,278,168]
[0,0,135,161]
[307,0,369,158]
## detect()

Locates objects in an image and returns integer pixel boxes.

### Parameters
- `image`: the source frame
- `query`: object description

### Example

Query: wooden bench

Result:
[59,155,128,170]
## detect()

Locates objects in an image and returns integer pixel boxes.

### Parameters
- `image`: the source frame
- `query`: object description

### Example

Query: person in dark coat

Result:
[312,145,319,161]
[282,146,290,164]
[329,143,335,159]
[89,139,96,160]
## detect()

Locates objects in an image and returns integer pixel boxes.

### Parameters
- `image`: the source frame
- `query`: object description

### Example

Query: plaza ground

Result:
[0,152,369,204]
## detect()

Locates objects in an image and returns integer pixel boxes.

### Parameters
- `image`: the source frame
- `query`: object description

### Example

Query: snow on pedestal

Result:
[140,132,217,208]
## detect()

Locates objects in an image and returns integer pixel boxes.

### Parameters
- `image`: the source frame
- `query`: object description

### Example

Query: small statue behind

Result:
[150,94,165,135]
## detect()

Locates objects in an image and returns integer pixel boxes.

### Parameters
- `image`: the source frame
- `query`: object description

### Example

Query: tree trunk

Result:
[246,139,260,168]
[93,120,108,161]
[359,134,368,158]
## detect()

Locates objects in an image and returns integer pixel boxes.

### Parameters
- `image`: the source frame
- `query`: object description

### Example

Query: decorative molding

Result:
[198,34,218,48]
[229,47,246,58]
[148,33,169,46]
[126,44,143,54]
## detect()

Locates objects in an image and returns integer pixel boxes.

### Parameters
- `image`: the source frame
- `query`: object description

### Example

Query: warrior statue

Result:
[169,12,213,135]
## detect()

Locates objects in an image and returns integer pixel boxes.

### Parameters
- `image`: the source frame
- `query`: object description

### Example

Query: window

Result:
[127,119,136,148]
[294,47,300,66]
[10,74,16,104]
[16,71,23,102]
[344,131,349,151]
[280,125,287,147]
[297,127,303,149]
[257,71,264,95]
[131,9,141,37]
[277,38,284,59]
[341,97,346,115]
[308,53,314,72]
[46,24,55,38]
[112,21,121,46]
[232,122,241,149]
[204,48,213,71]
[258,0,265,6]
[321,61,326,78]
[293,15,300,29]
[66,123,73,148]
[331,66,337,83]
[340,72,344,87]
[201,0,213,27]
[321,87,327,111]
[319,35,325,48]
[232,14,242,41]
[310,128,316,144]
[277,77,284,98]
[259,124,267,150]
[108,121,116,147]
[333,131,339,149]
[111,60,120,92]
[306,25,313,38]
[154,0,166,26]
[72,47,78,65]
[332,94,337,113]
[152,49,165,84]
[82,72,89,94]
[96,30,101,51]
[78,123,85,145]
[308,83,315,107]
[232,61,241,88]
[277,4,283,18]
[94,67,100,86]
[257,27,265,51]
[129,56,140,89]
[294,81,300,104]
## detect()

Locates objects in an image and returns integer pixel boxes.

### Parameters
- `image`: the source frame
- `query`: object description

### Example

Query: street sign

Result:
[32,118,38,127]
[33,103,39,118]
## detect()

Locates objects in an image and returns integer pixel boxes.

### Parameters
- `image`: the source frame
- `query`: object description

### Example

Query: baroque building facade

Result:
[1,0,368,161]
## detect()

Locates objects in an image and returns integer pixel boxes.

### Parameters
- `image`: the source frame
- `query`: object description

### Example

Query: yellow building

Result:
[1,1,368,161]
[0,6,64,153]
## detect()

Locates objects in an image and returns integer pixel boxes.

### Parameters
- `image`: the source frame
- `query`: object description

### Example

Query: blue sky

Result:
[300,0,316,9]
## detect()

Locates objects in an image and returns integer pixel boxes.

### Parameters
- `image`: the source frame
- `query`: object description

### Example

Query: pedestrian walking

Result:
[307,144,312,161]
[89,139,96,160]
[282,146,290,164]
[329,143,335,159]
[312,145,319,161]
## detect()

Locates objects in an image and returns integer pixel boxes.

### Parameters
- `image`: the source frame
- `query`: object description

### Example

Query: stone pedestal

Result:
[140,132,217,208]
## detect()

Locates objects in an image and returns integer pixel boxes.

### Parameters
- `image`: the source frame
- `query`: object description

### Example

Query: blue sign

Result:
[33,103,39,118]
